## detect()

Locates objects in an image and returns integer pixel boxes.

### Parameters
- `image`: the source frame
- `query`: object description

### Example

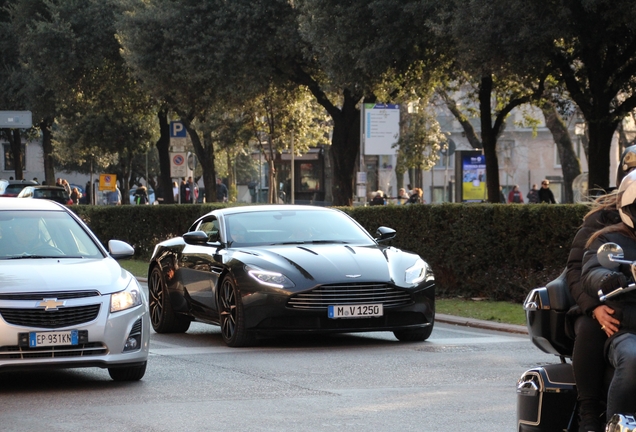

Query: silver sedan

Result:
[0,198,149,380]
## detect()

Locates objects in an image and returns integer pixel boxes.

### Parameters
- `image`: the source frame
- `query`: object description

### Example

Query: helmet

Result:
[618,170,636,228]
[617,145,636,185]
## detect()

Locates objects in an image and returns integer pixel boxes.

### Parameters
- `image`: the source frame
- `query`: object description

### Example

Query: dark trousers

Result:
[572,315,608,404]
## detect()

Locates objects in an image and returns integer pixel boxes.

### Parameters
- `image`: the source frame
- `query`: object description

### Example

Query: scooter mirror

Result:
[597,242,625,269]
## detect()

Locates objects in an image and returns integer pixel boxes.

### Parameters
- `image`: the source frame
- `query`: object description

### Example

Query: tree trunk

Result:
[185,122,216,204]
[155,108,174,204]
[478,76,501,203]
[329,90,360,206]
[40,119,55,185]
[541,103,581,203]
[11,129,24,180]
[586,120,617,194]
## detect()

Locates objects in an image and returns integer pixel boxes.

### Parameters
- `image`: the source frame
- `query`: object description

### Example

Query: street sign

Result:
[99,174,117,192]
[170,152,188,178]
[170,121,186,138]
[0,111,32,128]
[363,104,400,155]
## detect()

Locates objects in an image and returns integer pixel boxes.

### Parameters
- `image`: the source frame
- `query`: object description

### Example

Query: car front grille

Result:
[0,343,108,360]
[0,291,100,301]
[0,304,101,329]
[287,283,413,310]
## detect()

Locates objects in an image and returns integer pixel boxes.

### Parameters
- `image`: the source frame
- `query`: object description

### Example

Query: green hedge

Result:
[70,203,589,302]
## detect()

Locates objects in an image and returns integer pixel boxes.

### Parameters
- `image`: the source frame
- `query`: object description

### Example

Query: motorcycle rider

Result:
[581,168,636,422]
[566,144,636,431]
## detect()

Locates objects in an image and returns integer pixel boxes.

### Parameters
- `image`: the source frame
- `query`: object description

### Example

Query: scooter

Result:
[516,243,636,432]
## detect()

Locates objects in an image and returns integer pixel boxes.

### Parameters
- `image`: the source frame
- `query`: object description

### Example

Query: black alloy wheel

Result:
[219,276,254,347]
[148,266,190,333]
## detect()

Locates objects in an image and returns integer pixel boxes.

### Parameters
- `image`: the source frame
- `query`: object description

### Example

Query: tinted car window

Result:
[225,210,374,246]
[198,218,220,242]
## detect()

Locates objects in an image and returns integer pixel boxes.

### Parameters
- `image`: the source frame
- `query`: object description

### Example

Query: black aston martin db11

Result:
[148,205,435,347]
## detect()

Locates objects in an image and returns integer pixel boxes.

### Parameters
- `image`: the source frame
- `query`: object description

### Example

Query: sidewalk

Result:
[436,313,528,334]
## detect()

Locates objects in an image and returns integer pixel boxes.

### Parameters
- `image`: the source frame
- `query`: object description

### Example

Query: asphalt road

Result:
[0,315,556,432]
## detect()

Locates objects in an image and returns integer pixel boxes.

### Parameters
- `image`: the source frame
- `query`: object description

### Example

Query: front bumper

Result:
[242,284,435,334]
[0,293,149,371]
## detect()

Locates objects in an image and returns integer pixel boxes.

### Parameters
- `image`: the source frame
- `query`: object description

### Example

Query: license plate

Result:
[328,304,383,319]
[29,330,79,347]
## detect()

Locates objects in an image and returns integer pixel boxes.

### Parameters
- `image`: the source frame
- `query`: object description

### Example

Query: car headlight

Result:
[405,259,427,285]
[111,283,143,313]
[247,266,295,289]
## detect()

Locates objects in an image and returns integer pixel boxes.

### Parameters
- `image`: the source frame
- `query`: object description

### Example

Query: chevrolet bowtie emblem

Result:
[37,298,66,311]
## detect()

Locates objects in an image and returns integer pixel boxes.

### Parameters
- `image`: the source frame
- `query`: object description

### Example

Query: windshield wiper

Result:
[273,240,349,245]
[2,255,83,260]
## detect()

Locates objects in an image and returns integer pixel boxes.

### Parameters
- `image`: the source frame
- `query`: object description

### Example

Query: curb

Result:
[436,313,528,334]
[135,278,528,335]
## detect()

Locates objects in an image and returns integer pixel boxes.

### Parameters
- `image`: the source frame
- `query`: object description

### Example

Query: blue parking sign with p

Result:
[170,121,186,138]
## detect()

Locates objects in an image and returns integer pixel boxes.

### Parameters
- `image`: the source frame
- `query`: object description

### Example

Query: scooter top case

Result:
[517,362,577,432]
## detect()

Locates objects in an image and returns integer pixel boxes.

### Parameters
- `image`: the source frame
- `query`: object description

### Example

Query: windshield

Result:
[224,209,375,246]
[0,210,103,259]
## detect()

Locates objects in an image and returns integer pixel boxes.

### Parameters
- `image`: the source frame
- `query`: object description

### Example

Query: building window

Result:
[3,143,26,171]
[554,144,562,168]
[434,154,454,170]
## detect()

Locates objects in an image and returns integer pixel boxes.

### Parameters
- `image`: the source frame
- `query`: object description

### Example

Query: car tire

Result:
[108,362,147,381]
[219,276,255,347]
[149,266,190,333]
[393,324,434,342]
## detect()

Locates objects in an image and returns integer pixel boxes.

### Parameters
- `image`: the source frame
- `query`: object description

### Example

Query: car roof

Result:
[0,197,66,210]
[27,185,67,191]
[8,180,38,185]
[208,204,339,217]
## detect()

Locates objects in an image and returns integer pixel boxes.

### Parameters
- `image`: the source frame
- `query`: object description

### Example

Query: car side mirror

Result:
[108,239,135,260]
[183,231,209,245]
[375,226,396,243]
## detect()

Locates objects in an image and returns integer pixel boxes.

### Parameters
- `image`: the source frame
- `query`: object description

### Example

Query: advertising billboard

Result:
[455,150,487,202]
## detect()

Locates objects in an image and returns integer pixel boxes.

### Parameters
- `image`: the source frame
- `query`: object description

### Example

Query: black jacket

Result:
[581,230,636,342]
[566,209,621,315]
[538,187,556,203]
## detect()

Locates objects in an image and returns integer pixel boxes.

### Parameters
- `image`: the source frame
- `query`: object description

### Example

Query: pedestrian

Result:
[370,190,386,206]
[397,187,409,205]
[107,187,121,205]
[527,184,539,203]
[180,178,187,204]
[216,177,228,203]
[172,181,179,203]
[84,181,91,204]
[507,185,524,203]
[499,186,506,203]
[407,188,423,204]
[187,176,199,203]
[538,179,556,203]
[61,179,71,196]
[133,185,149,205]
[247,178,258,203]
[70,187,81,205]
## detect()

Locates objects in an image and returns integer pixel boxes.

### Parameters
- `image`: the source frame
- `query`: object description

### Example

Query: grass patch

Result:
[436,298,526,326]
[119,259,149,278]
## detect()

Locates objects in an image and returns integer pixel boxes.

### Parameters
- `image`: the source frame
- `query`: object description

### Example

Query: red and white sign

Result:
[170,152,188,178]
